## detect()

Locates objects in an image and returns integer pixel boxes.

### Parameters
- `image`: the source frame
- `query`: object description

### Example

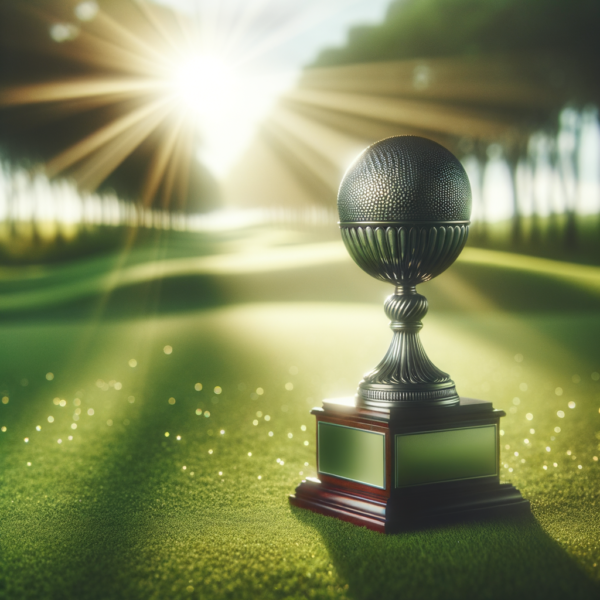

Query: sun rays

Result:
[1,0,382,211]
[0,1,205,209]
[0,0,291,208]
[224,50,599,244]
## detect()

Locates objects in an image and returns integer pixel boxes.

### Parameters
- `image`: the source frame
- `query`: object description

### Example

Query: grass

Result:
[0,226,598,599]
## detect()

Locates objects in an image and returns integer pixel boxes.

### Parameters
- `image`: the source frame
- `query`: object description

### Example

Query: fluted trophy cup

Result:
[290,136,529,532]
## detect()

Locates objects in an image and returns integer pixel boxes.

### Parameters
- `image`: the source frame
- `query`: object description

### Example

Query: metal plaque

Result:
[395,425,497,487]
[318,422,385,489]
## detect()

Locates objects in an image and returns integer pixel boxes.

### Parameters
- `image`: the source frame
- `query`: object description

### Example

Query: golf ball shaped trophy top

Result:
[290,136,529,532]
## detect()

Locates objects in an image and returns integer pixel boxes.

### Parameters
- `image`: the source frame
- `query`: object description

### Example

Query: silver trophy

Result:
[338,136,471,409]
[290,136,529,532]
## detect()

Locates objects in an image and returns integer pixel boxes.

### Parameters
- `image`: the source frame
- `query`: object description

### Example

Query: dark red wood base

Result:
[290,476,529,533]
[289,396,530,533]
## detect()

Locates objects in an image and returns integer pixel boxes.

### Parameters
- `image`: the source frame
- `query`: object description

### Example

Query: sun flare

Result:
[0,0,348,203]
[171,55,235,120]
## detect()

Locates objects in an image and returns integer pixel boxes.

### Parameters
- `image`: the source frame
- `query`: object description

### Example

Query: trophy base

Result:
[289,396,529,533]
[291,476,527,533]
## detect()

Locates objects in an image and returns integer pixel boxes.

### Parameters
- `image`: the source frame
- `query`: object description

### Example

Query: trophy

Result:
[290,136,529,532]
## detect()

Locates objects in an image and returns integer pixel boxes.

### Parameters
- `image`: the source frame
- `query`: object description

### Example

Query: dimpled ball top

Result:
[338,136,471,223]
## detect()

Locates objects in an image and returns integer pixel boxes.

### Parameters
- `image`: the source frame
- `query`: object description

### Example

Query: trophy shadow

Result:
[291,506,599,600]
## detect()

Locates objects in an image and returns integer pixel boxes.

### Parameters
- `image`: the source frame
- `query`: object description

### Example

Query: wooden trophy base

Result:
[289,397,529,533]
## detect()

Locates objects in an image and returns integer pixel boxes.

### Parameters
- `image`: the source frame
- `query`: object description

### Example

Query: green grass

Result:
[0,227,598,599]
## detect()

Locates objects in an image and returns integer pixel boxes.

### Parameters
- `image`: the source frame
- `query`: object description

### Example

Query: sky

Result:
[154,0,392,68]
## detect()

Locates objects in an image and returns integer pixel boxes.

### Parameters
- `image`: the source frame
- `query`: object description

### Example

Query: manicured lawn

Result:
[0,227,598,599]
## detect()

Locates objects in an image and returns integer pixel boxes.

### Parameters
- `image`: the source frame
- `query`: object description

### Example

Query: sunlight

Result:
[164,52,287,177]
[171,54,235,119]
[161,50,293,178]
[1,0,393,200]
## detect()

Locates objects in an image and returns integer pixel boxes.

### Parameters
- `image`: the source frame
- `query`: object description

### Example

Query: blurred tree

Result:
[297,0,600,251]
[312,0,600,72]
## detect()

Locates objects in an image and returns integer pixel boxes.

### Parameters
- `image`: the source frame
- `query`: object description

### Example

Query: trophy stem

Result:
[358,285,459,409]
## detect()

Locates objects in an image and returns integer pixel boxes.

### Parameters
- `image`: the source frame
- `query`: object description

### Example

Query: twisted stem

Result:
[359,286,458,406]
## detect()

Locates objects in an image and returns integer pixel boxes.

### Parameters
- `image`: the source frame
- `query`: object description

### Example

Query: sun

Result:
[170,55,236,122]
[166,52,274,177]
